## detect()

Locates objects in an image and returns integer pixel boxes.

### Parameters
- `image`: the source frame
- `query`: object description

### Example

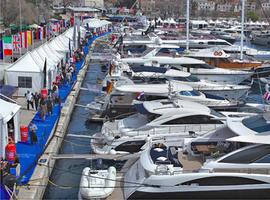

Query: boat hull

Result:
[128,187,270,199]
[194,73,251,85]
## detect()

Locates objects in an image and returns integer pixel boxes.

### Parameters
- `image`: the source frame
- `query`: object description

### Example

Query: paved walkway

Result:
[16,97,36,126]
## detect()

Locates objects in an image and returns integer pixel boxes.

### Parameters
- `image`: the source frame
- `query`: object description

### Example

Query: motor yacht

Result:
[101,100,226,140]
[129,65,250,100]
[119,48,253,84]
[124,134,270,199]
[182,47,262,71]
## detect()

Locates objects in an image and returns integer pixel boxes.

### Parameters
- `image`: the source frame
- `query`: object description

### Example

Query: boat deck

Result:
[178,151,204,172]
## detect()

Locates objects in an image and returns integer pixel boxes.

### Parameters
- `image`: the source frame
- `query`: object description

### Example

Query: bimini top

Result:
[142,99,210,115]
[227,112,270,136]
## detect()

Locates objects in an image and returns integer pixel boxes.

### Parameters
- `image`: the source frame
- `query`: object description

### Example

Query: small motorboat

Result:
[79,166,117,200]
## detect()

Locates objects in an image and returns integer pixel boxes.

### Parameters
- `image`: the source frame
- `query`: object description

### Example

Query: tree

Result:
[247,11,259,21]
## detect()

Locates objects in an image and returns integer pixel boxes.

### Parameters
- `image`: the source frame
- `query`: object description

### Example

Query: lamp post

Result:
[240,0,245,60]
[186,0,190,51]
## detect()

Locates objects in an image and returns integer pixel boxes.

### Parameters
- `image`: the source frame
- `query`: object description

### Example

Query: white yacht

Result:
[91,99,226,154]
[124,141,270,199]
[115,80,247,106]
[123,34,232,49]
[119,48,252,84]
[100,99,226,140]
[129,65,250,100]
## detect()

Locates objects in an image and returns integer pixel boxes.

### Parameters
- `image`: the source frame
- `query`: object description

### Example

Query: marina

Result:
[0,0,270,200]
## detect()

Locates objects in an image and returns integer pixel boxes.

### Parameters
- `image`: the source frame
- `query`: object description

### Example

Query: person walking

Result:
[25,91,34,110]
[33,92,41,111]
[29,122,38,145]
[66,70,72,84]
[46,96,53,116]
[39,97,47,121]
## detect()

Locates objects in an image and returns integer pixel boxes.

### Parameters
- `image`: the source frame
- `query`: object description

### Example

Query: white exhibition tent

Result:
[5,26,85,95]
[0,99,20,158]
[6,52,44,96]
[82,18,112,30]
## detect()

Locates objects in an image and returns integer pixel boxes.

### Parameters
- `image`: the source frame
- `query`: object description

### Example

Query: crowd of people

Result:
[25,83,61,121]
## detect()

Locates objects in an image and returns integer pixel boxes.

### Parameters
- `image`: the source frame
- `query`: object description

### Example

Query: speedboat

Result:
[78,166,117,200]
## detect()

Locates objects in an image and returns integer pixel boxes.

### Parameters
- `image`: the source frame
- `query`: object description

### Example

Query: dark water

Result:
[43,42,269,199]
[44,63,105,199]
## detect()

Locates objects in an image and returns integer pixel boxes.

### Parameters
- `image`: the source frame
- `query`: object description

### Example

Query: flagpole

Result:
[19,0,22,56]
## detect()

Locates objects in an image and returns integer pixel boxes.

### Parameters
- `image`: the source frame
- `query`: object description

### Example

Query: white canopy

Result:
[83,18,112,28]
[6,52,41,73]
[191,20,208,25]
[0,99,21,158]
[0,99,20,123]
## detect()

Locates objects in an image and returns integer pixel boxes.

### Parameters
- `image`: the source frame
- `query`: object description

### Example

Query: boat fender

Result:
[110,149,117,155]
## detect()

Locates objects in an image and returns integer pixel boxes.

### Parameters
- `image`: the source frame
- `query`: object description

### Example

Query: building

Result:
[139,0,185,18]
[197,0,216,11]
[261,0,270,10]
[246,1,256,12]
[83,0,104,8]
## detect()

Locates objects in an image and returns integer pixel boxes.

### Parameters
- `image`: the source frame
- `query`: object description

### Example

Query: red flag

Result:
[36,29,39,40]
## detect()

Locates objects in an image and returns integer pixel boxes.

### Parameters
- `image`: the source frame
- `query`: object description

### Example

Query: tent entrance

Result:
[7,118,15,142]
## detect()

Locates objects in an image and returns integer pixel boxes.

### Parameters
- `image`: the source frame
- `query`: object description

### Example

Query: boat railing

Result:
[131,124,218,137]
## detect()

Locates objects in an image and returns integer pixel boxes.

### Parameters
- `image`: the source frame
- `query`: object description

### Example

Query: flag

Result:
[27,30,32,46]
[2,36,13,56]
[70,16,74,26]
[0,39,3,59]
[43,58,47,88]
[20,31,27,48]
[38,27,43,40]
[263,91,270,101]
[12,34,21,52]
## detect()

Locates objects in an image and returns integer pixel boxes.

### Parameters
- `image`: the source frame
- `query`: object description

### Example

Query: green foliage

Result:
[247,11,259,21]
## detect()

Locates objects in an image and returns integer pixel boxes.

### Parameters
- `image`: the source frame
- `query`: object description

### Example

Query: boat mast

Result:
[240,0,245,60]
[186,0,190,51]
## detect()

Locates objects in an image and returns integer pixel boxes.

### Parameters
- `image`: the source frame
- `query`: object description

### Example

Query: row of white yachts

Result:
[79,40,270,199]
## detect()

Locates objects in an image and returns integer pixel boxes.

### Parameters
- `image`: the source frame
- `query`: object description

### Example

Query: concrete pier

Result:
[16,41,98,199]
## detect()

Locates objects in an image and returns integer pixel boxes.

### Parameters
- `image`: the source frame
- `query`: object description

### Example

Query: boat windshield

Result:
[179,90,201,96]
[172,75,200,82]
[210,109,225,118]
[242,115,270,134]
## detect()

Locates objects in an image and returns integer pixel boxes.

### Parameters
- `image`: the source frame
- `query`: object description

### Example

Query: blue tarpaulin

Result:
[0,85,17,98]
